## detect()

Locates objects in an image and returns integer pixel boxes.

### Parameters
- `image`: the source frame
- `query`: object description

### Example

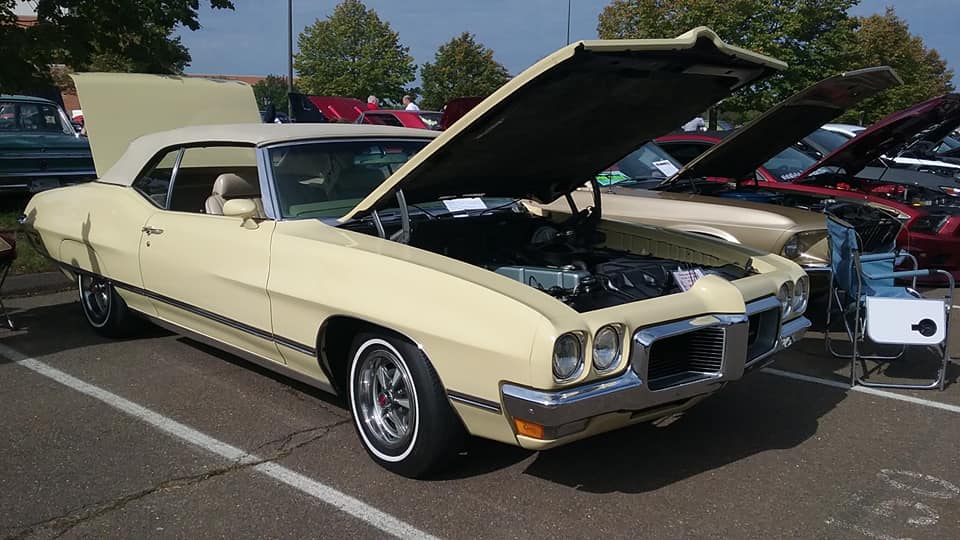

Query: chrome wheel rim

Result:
[79,275,111,326]
[355,347,416,451]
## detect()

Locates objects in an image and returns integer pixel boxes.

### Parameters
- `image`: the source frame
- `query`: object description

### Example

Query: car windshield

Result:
[806,128,849,153]
[267,139,429,219]
[0,101,74,135]
[599,142,681,186]
[762,146,818,181]
[937,135,960,152]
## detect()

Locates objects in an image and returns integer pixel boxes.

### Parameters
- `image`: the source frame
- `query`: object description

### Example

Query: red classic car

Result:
[648,69,960,281]
[356,109,442,130]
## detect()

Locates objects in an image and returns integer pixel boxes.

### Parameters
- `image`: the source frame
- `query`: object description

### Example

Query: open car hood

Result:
[666,67,901,184]
[71,73,261,177]
[801,93,960,178]
[339,27,786,222]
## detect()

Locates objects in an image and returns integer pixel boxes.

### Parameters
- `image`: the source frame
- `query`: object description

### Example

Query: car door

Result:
[138,145,281,363]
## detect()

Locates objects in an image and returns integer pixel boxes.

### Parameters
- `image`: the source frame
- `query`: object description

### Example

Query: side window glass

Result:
[175,146,258,213]
[0,103,17,130]
[133,148,181,208]
[38,104,67,133]
[19,104,41,130]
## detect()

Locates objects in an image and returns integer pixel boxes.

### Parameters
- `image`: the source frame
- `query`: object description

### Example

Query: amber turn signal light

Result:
[514,418,545,439]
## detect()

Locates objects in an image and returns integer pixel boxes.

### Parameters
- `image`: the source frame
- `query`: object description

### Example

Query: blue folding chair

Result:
[825,216,955,390]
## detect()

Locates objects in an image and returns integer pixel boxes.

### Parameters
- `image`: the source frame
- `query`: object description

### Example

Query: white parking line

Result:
[0,344,438,540]
[763,367,960,414]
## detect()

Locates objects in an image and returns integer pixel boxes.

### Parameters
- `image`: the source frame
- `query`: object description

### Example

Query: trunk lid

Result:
[71,73,261,177]
[339,27,786,222]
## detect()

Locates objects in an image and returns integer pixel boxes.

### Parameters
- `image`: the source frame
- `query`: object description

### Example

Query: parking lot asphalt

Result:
[2,291,959,539]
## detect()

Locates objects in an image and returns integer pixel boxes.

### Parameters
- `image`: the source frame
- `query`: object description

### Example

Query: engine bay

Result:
[351,209,749,312]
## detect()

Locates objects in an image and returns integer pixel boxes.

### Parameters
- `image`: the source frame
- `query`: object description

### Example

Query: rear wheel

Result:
[348,332,466,477]
[78,274,139,337]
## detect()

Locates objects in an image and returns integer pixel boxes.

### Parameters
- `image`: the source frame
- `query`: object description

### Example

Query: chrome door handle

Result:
[142,226,164,236]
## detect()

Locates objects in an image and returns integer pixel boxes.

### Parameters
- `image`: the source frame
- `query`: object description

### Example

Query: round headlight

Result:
[553,333,584,381]
[777,282,794,317]
[593,325,622,372]
[781,235,801,259]
[792,276,809,313]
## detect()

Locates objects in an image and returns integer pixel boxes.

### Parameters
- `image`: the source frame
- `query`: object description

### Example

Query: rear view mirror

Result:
[222,199,259,229]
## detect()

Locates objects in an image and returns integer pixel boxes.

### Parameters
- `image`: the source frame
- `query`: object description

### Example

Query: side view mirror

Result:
[222,199,259,229]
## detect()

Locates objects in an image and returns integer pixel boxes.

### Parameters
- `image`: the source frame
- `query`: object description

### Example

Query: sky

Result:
[169,1,957,85]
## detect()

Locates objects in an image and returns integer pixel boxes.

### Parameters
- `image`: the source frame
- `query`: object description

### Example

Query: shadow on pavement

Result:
[0,299,171,365]
[519,372,845,493]
[2,295,929,488]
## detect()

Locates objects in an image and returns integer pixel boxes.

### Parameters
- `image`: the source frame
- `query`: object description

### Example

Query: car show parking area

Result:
[2,290,959,540]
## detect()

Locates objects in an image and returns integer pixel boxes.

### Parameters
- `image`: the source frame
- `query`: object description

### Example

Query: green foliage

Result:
[419,32,511,110]
[253,75,294,112]
[294,0,415,103]
[839,8,955,124]
[0,0,234,93]
[597,0,861,118]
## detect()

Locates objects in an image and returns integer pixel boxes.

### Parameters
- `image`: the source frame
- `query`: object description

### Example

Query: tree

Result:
[596,0,861,119]
[0,0,234,93]
[839,8,955,124]
[294,0,415,103]
[253,75,294,112]
[419,32,510,110]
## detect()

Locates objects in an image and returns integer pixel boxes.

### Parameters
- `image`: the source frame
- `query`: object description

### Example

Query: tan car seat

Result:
[204,173,266,217]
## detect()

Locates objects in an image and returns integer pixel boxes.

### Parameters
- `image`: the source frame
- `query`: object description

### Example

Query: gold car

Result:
[22,28,809,477]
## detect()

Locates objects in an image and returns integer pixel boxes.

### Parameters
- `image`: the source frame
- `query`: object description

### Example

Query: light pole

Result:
[287,0,294,118]
[566,0,571,45]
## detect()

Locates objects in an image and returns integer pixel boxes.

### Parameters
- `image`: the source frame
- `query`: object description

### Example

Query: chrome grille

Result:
[646,327,726,390]
[746,306,780,365]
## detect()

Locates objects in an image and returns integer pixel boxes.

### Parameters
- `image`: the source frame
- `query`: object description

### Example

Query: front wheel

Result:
[78,274,140,338]
[348,332,466,477]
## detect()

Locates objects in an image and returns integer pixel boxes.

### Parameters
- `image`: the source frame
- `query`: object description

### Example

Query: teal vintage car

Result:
[0,95,95,192]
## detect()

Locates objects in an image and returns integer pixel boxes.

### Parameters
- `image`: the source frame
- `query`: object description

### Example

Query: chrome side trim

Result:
[56,262,317,357]
[141,312,336,395]
[447,390,501,413]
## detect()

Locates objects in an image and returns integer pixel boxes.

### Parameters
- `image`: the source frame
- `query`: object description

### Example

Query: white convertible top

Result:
[97,123,437,186]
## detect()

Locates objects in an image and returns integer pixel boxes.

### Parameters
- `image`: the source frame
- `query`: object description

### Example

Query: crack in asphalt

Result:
[3,419,352,540]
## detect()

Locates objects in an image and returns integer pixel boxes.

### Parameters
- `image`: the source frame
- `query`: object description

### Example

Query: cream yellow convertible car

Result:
[23,28,810,477]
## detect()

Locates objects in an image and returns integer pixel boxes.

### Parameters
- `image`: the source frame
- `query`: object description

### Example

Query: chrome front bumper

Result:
[501,300,810,435]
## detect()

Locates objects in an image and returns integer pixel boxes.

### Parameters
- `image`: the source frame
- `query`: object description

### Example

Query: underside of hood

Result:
[669,67,901,183]
[803,93,960,177]
[339,27,786,222]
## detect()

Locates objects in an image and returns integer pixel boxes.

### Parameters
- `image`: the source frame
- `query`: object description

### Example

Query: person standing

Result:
[682,116,705,131]
[367,95,379,110]
[402,95,420,111]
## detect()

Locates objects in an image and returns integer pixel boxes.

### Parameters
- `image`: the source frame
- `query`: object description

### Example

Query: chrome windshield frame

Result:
[257,136,434,223]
